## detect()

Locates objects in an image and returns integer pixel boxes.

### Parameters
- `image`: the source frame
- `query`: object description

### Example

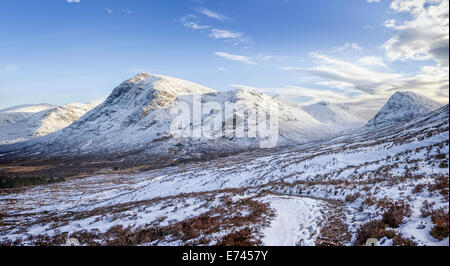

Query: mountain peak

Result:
[0,103,57,114]
[128,72,152,83]
[317,101,330,106]
[302,101,367,131]
[106,73,216,109]
[391,91,429,101]
[366,91,442,128]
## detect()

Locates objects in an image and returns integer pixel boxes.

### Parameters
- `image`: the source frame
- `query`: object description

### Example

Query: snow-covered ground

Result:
[0,74,448,246]
[261,195,330,246]
[0,104,447,246]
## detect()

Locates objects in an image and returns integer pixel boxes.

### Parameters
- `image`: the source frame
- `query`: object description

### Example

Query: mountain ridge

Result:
[302,101,368,132]
[0,73,339,163]
[0,102,100,145]
[366,91,442,128]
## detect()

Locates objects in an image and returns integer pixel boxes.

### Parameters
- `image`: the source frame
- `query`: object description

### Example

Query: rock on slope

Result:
[0,73,337,162]
[366,91,442,128]
[302,101,368,132]
[0,102,100,145]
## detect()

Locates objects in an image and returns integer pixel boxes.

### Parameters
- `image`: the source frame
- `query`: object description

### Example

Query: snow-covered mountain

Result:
[0,103,57,114]
[0,102,100,145]
[0,104,57,127]
[0,73,339,162]
[1,102,447,246]
[366,91,442,128]
[0,73,448,247]
[302,101,367,132]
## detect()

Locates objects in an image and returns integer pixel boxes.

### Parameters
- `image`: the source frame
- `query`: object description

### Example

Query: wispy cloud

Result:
[332,42,362,53]
[214,52,257,65]
[209,29,243,40]
[285,53,399,94]
[180,9,250,46]
[358,56,389,69]
[383,19,396,28]
[105,8,112,14]
[284,52,449,102]
[316,81,355,90]
[196,7,231,21]
[180,14,197,22]
[256,53,288,63]
[184,22,210,31]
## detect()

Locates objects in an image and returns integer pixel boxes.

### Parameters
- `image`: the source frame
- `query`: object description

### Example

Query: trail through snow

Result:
[262,195,329,246]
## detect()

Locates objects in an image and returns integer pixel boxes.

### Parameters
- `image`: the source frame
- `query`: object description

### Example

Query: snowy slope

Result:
[302,101,367,132]
[0,102,100,145]
[366,91,442,128]
[0,103,56,114]
[0,104,57,127]
[0,73,338,161]
[184,87,332,144]
[261,195,330,246]
[1,104,447,246]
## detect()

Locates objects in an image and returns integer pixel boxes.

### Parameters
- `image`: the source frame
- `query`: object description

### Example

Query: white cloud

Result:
[184,22,210,31]
[316,81,355,90]
[209,29,250,45]
[383,19,396,28]
[383,0,449,67]
[256,53,288,63]
[285,53,399,94]
[209,29,243,40]
[180,13,250,45]
[358,56,389,68]
[283,53,449,103]
[332,42,362,53]
[180,14,197,23]
[214,52,257,65]
[196,7,230,21]
[367,0,380,3]
[105,8,112,14]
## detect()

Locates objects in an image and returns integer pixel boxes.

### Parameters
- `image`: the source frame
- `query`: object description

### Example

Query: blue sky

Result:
[0,0,448,112]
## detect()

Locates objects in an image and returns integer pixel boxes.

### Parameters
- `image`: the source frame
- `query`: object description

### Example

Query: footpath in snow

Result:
[261,195,330,246]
